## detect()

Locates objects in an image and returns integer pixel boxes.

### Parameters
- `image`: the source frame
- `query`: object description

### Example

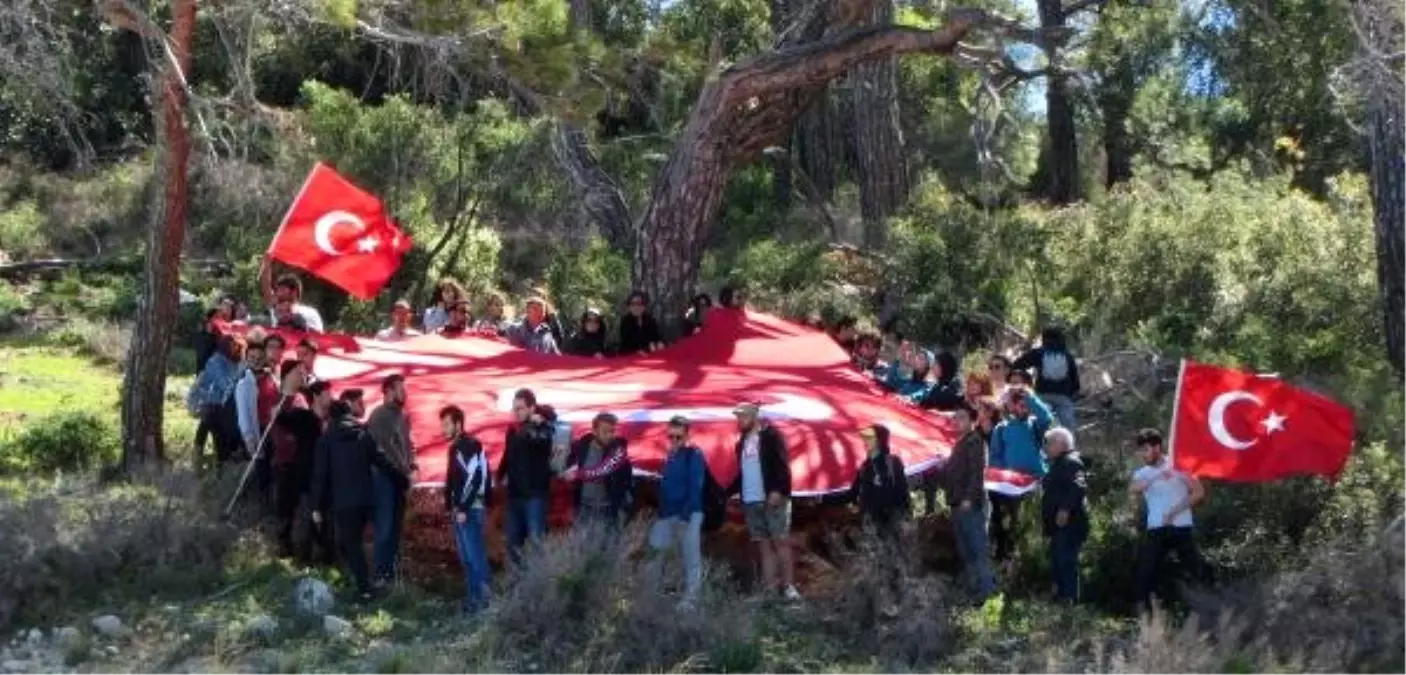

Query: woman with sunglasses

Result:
[618,291,664,355]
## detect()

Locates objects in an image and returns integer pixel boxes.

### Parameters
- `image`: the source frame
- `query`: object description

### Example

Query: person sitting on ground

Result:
[831,316,859,354]
[728,401,800,600]
[920,351,965,410]
[377,299,423,342]
[423,278,467,333]
[881,341,935,404]
[618,291,664,355]
[505,297,561,354]
[945,403,996,602]
[681,293,713,337]
[260,260,324,332]
[566,308,611,358]
[437,300,473,338]
[650,415,706,609]
[1040,427,1088,603]
[851,332,888,380]
[442,404,491,615]
[559,412,634,528]
[187,334,246,467]
[474,292,510,335]
[1129,427,1206,611]
[987,386,1054,568]
[312,390,395,602]
[849,424,911,541]
[1013,327,1081,430]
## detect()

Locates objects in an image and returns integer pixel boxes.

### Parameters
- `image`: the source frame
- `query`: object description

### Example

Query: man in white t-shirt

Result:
[1129,427,1207,611]
[376,300,423,342]
[260,259,325,332]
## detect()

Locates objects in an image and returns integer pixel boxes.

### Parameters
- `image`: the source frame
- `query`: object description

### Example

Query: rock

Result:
[24,629,42,647]
[2,659,30,673]
[366,639,396,665]
[244,615,278,640]
[294,578,335,616]
[54,627,79,647]
[91,616,127,638]
[102,645,118,657]
[322,615,353,638]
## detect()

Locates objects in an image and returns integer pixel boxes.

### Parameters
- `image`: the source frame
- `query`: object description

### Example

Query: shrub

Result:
[0,200,48,258]
[47,318,131,367]
[0,283,30,332]
[0,410,119,476]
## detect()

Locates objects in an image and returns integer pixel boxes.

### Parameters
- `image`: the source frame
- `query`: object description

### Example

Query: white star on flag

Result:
[357,236,380,253]
[1261,411,1287,434]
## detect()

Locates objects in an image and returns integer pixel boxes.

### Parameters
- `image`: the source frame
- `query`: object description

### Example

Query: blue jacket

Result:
[187,353,242,412]
[881,356,934,403]
[658,445,705,519]
[989,392,1054,477]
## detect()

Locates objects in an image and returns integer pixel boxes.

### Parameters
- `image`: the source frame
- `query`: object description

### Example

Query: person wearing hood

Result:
[618,291,664,354]
[1013,327,1081,430]
[920,351,964,411]
[987,386,1055,567]
[559,412,634,527]
[945,403,996,601]
[566,308,611,358]
[849,424,911,538]
[881,342,935,404]
[311,392,398,601]
[1040,427,1088,603]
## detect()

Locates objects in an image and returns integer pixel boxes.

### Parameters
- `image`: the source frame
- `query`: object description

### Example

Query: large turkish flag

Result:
[1170,360,1356,482]
[268,163,412,299]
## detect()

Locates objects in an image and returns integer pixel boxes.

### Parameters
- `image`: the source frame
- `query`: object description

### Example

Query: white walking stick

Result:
[223,392,293,518]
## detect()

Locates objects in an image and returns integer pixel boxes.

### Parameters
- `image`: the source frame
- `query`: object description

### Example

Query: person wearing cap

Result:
[559,412,633,527]
[566,308,611,358]
[728,402,800,600]
[1040,426,1088,603]
[651,415,707,608]
[376,300,423,342]
[506,297,561,354]
[311,388,396,601]
[1130,427,1206,610]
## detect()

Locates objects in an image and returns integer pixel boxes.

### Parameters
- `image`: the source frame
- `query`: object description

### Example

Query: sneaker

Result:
[783,585,802,601]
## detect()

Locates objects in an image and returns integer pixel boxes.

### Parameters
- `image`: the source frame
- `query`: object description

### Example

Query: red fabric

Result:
[268,163,412,299]
[254,370,282,428]
[308,309,961,496]
[226,324,362,354]
[1171,360,1356,483]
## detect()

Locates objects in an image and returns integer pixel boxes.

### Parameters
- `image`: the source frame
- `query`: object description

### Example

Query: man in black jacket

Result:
[311,391,394,600]
[1040,426,1088,603]
[442,405,492,614]
[944,404,996,602]
[497,388,554,565]
[560,413,633,528]
[851,424,910,536]
[729,402,799,600]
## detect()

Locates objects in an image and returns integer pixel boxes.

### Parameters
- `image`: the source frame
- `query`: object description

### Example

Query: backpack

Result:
[691,449,727,533]
[1040,349,1070,383]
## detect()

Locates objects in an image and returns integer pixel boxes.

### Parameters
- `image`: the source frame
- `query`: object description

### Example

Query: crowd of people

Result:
[186,264,1207,614]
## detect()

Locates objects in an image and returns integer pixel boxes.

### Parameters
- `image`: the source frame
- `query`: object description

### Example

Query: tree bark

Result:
[631,10,1000,316]
[119,0,197,469]
[1368,97,1404,374]
[1099,63,1135,188]
[1036,0,1080,204]
[850,0,909,249]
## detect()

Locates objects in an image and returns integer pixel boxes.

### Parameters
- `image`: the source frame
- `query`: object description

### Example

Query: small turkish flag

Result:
[268,163,412,300]
[1170,360,1356,483]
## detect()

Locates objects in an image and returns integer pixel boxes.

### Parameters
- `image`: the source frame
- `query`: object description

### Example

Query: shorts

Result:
[742,500,791,541]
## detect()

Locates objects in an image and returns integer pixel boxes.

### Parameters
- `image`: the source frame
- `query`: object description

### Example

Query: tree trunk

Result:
[631,11,998,316]
[120,0,196,469]
[1099,63,1135,188]
[1036,0,1080,204]
[569,0,591,33]
[1368,80,1404,375]
[850,0,908,249]
[776,0,843,202]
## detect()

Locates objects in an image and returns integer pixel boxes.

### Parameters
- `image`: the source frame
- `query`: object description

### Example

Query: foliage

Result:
[0,410,118,475]
[543,236,630,323]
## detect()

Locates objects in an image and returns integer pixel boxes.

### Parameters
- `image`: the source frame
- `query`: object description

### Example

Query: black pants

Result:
[335,506,374,593]
[1135,526,1205,609]
[273,465,301,554]
[197,404,239,465]
[988,492,1023,562]
[921,472,939,516]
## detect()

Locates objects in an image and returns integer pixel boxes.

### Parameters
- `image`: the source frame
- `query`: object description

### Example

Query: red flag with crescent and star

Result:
[1169,360,1356,483]
[268,162,412,299]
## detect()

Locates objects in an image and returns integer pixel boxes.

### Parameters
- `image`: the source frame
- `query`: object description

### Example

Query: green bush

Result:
[543,236,629,325]
[0,283,30,332]
[0,411,119,476]
[0,200,47,258]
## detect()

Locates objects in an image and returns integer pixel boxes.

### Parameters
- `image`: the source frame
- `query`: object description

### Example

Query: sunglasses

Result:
[668,434,685,441]
[988,363,1007,370]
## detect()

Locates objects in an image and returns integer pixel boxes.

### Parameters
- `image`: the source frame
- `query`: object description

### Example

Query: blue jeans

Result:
[453,509,491,612]
[504,497,546,566]
[953,504,997,599]
[371,468,406,580]
[1044,394,1077,431]
[1049,525,1087,603]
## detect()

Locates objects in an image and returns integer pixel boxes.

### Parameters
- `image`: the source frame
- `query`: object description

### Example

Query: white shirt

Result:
[739,432,765,504]
[234,370,260,443]
[375,326,422,341]
[1133,461,1194,529]
[269,304,325,333]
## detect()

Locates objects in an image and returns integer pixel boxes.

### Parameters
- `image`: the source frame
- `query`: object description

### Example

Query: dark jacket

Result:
[444,434,491,513]
[498,420,555,500]
[566,328,610,358]
[193,327,218,375]
[311,413,394,511]
[1013,346,1081,399]
[565,433,633,514]
[1041,452,1089,536]
[274,406,323,492]
[921,354,965,410]
[943,431,987,508]
[618,314,662,354]
[728,423,791,498]
[850,436,911,525]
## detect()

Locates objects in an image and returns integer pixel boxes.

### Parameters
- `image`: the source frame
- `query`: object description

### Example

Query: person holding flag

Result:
[1129,427,1206,610]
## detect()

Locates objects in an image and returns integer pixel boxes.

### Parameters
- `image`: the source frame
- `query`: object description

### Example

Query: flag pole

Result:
[266,162,324,255]
[1166,358,1188,465]
[223,393,291,518]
